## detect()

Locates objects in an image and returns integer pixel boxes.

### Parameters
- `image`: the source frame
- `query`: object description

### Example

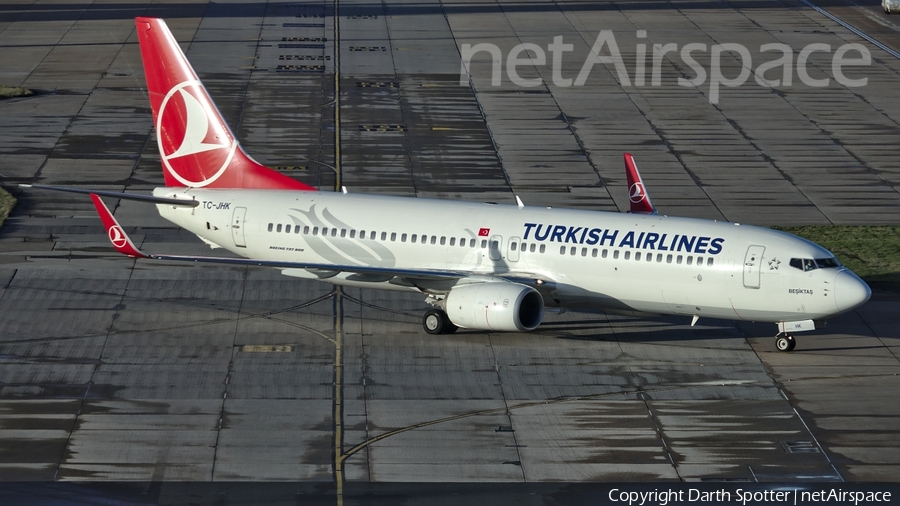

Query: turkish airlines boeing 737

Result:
[24,17,871,352]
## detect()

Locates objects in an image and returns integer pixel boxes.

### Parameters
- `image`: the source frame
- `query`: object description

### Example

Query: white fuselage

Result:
[154,188,866,324]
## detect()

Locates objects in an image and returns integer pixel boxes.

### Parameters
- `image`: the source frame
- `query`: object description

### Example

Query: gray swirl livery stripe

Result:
[800,0,900,60]
[288,205,397,267]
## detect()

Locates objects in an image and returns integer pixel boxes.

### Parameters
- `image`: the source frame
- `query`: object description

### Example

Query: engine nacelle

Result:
[445,282,544,332]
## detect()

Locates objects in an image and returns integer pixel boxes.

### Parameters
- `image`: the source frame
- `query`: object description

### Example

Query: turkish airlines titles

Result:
[521,223,726,255]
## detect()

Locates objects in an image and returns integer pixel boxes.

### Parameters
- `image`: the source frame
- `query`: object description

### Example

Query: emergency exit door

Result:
[743,245,765,288]
[232,207,247,248]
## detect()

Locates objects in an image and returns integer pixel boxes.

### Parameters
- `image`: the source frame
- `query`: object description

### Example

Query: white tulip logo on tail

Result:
[157,80,236,187]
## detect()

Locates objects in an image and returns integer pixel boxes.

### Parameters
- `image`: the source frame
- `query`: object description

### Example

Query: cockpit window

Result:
[815,257,841,269]
[790,257,841,271]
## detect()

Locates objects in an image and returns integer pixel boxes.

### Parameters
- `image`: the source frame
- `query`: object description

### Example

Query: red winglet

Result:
[624,153,656,214]
[90,194,148,258]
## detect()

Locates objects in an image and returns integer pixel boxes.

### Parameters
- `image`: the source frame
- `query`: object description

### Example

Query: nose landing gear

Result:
[775,334,796,352]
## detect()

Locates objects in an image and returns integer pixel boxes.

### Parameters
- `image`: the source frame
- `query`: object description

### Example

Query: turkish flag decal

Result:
[478,228,490,237]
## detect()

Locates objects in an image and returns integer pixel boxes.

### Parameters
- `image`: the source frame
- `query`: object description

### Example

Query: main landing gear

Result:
[775,334,796,352]
[423,308,458,335]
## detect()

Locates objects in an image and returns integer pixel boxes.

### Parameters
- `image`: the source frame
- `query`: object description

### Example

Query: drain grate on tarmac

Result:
[359,124,406,132]
[278,44,326,49]
[280,55,330,61]
[282,37,327,42]
[781,441,820,454]
[276,65,325,73]
[357,81,399,88]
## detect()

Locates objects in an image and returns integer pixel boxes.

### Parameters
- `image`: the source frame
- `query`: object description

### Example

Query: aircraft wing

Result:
[90,193,464,279]
[89,193,554,289]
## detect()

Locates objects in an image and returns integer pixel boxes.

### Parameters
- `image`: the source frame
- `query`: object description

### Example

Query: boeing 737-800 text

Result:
[24,17,872,352]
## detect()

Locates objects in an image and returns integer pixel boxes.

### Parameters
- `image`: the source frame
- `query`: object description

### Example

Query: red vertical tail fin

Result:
[623,153,656,214]
[135,17,315,190]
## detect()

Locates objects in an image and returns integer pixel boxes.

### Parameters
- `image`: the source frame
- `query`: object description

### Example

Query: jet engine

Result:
[445,282,544,332]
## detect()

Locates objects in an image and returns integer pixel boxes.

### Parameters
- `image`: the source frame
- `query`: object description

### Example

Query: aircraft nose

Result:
[834,269,871,313]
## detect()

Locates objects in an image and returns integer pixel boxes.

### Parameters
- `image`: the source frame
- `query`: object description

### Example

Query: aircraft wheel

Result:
[423,308,449,335]
[775,335,796,352]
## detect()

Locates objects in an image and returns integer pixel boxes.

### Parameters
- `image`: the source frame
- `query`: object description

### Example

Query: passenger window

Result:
[676,255,682,264]
[613,250,619,259]
[697,256,703,265]
[322,227,328,236]
[382,232,387,241]
[285,224,291,233]
[332,229,337,237]
[602,250,608,259]
[511,242,518,251]
[686,256,692,265]
[657,254,663,262]
[592,248,597,258]
[313,227,319,235]
[707,257,714,266]
[539,244,546,253]
[340,229,346,237]
[411,234,417,243]
[390,232,396,241]
[635,252,641,261]
[440,237,446,245]
[276,224,282,233]
[268,223,273,232]
[624,251,630,260]
[350,230,356,238]
[422,235,428,244]
[450,237,456,246]
[481,240,487,248]
[530,244,536,253]
[470,239,476,248]
[295,226,300,234]
[401,233,407,242]
[303,226,309,234]
[560,246,566,255]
